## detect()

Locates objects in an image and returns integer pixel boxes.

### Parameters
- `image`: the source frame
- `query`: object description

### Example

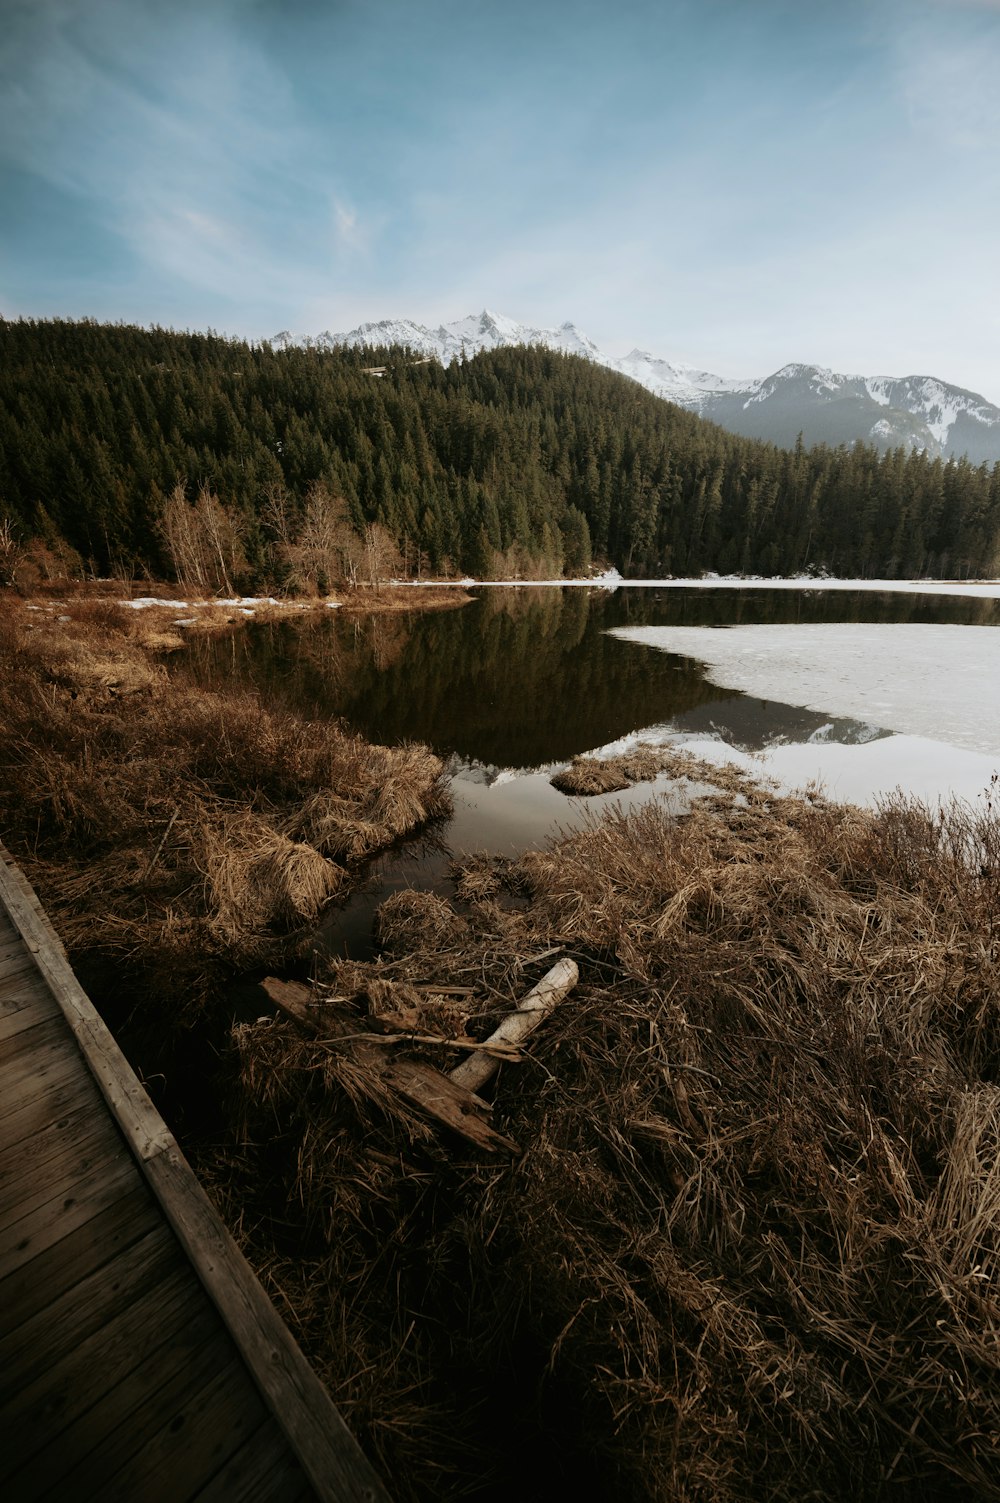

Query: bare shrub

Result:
[160,482,247,595]
[0,516,24,587]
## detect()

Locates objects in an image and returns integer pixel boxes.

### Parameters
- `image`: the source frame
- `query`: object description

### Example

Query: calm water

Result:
[178,585,1000,769]
[177,585,1000,957]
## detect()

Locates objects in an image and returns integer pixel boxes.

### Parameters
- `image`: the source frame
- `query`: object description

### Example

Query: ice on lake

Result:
[608,620,999,807]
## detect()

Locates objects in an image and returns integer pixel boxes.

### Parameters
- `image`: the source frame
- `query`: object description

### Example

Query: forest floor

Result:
[2,585,1000,1503]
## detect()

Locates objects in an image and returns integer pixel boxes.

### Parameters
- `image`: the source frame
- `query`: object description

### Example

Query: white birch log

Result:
[448,956,578,1095]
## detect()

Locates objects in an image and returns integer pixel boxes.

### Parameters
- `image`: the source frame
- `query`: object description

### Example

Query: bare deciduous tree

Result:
[285,483,363,595]
[160,483,247,595]
[0,516,24,588]
[363,522,403,593]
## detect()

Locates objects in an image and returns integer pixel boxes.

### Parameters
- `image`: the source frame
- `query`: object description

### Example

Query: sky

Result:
[2,0,1000,401]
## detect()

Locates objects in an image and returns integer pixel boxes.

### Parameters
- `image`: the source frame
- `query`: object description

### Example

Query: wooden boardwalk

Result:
[0,845,390,1503]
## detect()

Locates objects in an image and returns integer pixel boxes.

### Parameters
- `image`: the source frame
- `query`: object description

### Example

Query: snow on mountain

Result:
[615,349,746,403]
[272,310,1000,463]
[310,309,605,366]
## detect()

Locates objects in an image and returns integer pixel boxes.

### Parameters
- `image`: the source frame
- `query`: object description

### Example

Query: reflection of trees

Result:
[350,613,411,674]
[173,587,1000,771]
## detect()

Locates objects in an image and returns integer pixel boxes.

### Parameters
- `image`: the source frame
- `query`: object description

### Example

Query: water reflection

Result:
[176,585,996,771]
[175,585,999,958]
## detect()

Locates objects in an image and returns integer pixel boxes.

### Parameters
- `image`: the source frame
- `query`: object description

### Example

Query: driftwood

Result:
[378,1057,518,1154]
[449,957,579,1095]
[261,957,578,1156]
[260,976,516,1153]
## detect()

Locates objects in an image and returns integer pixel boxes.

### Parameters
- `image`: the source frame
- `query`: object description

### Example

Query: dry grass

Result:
[332,584,474,613]
[0,593,451,1017]
[552,741,775,799]
[551,756,633,794]
[212,771,1000,1502]
[7,586,1000,1500]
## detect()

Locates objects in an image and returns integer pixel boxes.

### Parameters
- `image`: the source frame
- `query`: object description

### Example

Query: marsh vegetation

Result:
[2,587,999,1501]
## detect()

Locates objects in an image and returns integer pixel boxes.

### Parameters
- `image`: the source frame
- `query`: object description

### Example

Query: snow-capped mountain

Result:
[695,365,1000,465]
[275,309,604,365]
[272,310,1000,463]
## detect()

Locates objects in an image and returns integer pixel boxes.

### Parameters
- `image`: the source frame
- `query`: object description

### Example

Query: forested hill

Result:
[2,317,999,585]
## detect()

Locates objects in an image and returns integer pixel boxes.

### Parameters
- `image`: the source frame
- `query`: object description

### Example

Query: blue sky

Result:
[2,0,999,400]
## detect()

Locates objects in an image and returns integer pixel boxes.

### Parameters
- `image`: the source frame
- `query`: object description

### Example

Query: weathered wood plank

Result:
[65,1355,271,1503]
[4,1280,212,1503]
[3,1256,202,1430]
[3,1300,230,1497]
[0,1143,136,1280]
[0,1181,161,1335]
[191,1421,311,1503]
[263,976,317,1030]
[0,937,31,972]
[145,1147,392,1503]
[0,1117,129,1230]
[380,1055,519,1154]
[0,851,172,1162]
[0,1102,118,1215]
[0,947,42,987]
[0,1034,83,1124]
[0,987,53,1041]
[0,1224,181,1401]
[0,1012,72,1070]
[0,1067,96,1152]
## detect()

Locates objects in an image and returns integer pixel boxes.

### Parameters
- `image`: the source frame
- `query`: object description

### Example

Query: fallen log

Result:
[448,956,579,1096]
[261,956,578,1155]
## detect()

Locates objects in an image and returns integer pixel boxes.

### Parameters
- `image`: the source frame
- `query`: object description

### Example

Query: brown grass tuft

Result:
[0,593,452,1018]
[551,741,774,799]
[374,889,469,955]
[199,813,344,940]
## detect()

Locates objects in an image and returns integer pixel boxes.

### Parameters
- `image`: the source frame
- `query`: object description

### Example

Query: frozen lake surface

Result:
[607,620,999,805]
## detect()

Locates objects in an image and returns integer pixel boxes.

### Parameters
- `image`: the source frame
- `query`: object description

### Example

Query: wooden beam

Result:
[379,1057,519,1155]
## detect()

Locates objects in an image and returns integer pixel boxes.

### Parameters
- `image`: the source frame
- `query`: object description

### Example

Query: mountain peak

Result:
[274,311,1000,463]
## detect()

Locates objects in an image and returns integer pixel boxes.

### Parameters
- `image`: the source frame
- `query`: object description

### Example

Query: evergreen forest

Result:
[2,317,999,586]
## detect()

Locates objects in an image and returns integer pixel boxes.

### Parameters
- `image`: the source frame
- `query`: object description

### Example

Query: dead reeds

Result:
[0,594,451,1017]
[217,771,1000,1501]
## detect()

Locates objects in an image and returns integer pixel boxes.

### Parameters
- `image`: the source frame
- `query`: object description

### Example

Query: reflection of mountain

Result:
[673,696,892,754]
[446,758,524,787]
[173,586,996,771]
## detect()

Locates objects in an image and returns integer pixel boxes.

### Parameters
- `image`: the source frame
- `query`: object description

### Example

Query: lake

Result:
[177,582,1000,956]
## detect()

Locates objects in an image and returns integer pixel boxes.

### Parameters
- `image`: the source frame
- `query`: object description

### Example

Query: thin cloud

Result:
[333,199,368,253]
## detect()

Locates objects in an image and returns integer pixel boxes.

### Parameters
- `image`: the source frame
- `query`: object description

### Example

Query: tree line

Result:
[1,316,998,588]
